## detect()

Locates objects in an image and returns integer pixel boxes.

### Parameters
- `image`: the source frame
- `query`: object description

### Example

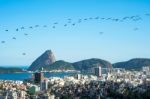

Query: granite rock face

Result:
[28,50,56,71]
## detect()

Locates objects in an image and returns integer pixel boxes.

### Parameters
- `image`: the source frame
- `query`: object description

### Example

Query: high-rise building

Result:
[142,66,150,76]
[142,66,150,72]
[18,91,26,99]
[49,94,55,99]
[40,79,48,91]
[34,72,44,84]
[94,66,102,77]
[75,74,82,80]
[10,91,17,99]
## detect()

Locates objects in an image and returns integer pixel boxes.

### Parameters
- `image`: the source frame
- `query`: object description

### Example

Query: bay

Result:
[0,72,77,81]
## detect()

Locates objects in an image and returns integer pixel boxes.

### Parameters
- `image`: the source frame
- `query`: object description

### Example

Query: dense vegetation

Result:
[44,60,75,70]
[113,58,150,70]
[43,58,112,71]
[0,67,23,73]
[72,58,112,71]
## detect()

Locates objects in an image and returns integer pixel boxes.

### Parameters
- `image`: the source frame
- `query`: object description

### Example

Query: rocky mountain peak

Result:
[28,50,56,71]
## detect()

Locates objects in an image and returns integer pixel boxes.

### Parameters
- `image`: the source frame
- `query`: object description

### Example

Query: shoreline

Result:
[0,70,80,74]
[27,69,81,73]
[0,70,80,81]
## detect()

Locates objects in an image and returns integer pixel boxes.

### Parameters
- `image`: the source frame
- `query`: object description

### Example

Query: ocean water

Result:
[0,66,78,80]
[0,72,77,81]
[0,66,29,70]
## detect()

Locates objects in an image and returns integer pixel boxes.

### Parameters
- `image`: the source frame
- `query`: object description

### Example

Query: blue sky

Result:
[0,0,150,66]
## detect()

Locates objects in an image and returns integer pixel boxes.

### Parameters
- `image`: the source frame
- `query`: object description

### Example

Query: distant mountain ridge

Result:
[113,58,150,70]
[72,58,112,71]
[27,50,150,71]
[1,51,150,73]
[28,50,112,71]
[43,58,112,71]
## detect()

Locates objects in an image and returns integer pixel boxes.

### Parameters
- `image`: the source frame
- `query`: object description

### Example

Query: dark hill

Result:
[113,58,150,70]
[72,58,112,71]
[44,60,74,70]
[0,67,23,73]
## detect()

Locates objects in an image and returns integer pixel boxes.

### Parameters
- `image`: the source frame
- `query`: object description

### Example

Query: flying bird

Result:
[35,25,39,27]
[29,26,33,29]
[113,19,119,21]
[68,18,72,21]
[84,18,87,20]
[5,30,8,32]
[22,53,26,55]
[99,32,104,35]
[24,33,28,36]
[95,17,99,19]
[106,17,112,20]
[145,13,150,16]
[72,23,75,26]
[133,27,139,31]
[54,22,58,24]
[64,24,67,27]
[130,16,135,19]
[89,17,93,20]
[131,16,142,21]
[1,41,5,43]
[21,27,25,29]
[16,29,19,31]
[43,25,47,27]
[52,26,55,28]
[122,16,129,20]
[12,37,16,40]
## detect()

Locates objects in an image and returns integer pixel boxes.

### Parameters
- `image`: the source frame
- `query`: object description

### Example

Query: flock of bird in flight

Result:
[1,13,150,55]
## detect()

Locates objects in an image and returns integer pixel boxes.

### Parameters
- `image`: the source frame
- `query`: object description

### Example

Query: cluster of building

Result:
[108,66,150,86]
[0,66,149,99]
[0,80,27,99]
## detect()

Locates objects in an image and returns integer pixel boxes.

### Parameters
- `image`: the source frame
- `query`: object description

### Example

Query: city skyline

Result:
[0,0,150,66]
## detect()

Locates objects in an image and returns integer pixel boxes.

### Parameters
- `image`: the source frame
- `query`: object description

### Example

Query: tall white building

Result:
[142,66,150,76]
[18,91,26,99]
[142,66,150,72]
[49,94,55,99]
[10,91,17,99]
[94,66,102,77]
[40,79,48,91]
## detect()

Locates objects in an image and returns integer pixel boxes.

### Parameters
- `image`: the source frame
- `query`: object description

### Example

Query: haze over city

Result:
[0,0,150,66]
